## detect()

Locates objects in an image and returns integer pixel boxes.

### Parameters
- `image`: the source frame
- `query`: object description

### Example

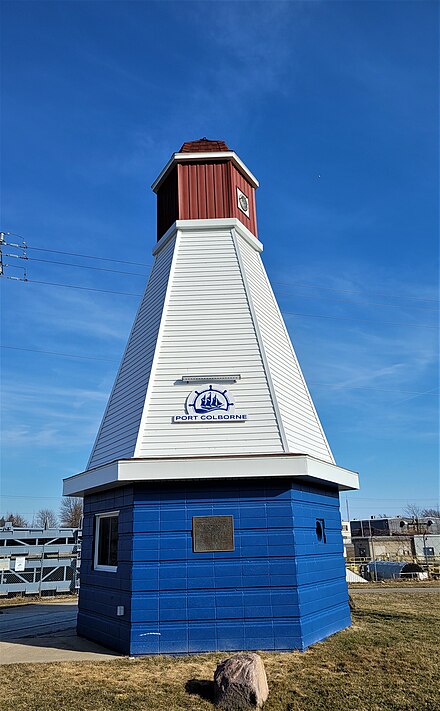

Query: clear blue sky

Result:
[1,1,438,522]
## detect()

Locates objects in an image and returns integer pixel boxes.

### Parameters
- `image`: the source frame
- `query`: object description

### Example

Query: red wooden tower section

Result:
[152,137,259,240]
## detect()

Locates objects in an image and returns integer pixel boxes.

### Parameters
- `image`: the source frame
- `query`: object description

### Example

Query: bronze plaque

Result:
[192,515,234,553]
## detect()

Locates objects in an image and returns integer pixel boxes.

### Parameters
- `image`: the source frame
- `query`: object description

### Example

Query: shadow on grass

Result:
[185,678,215,703]
[355,610,423,623]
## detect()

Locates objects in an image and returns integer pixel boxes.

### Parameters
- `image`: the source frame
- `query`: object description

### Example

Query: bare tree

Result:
[0,512,28,527]
[422,508,440,518]
[60,497,83,528]
[404,503,423,519]
[34,509,58,528]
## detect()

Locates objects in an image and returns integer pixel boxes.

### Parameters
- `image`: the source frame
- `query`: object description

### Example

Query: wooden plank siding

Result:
[157,160,257,240]
[229,163,258,238]
[178,162,231,222]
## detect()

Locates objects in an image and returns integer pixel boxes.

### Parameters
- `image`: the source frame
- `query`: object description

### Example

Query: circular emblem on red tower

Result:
[237,187,250,217]
[239,193,248,213]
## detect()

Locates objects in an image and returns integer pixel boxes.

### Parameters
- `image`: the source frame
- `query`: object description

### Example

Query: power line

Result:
[7,248,437,312]
[8,255,437,312]
[1,275,142,297]
[307,381,434,395]
[273,279,440,305]
[3,232,150,267]
[29,247,150,267]
[1,346,437,396]
[6,251,439,313]
[1,494,63,500]
[389,386,439,407]
[282,309,438,330]
[346,497,439,502]
[7,255,147,277]
[2,277,438,328]
[0,513,54,516]
[273,285,439,313]
[3,231,438,304]
[1,345,117,362]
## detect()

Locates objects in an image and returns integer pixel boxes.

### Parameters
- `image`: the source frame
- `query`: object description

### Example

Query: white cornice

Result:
[63,454,359,496]
[151,151,260,192]
[153,219,263,256]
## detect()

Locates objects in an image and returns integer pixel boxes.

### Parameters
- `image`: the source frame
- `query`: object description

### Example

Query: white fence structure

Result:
[0,523,80,597]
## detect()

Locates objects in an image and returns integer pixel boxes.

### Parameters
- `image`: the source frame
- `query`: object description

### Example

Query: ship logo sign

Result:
[173,383,247,422]
[188,385,233,414]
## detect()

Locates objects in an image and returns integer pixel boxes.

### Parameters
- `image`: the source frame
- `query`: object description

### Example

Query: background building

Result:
[349,516,440,568]
[341,520,353,559]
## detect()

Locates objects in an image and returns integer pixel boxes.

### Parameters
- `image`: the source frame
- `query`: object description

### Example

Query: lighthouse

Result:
[63,138,359,655]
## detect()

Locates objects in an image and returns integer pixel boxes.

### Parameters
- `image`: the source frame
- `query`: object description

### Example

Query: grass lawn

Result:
[1,592,439,711]
[348,579,439,587]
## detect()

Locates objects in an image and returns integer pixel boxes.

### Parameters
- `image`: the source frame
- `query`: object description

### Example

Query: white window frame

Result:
[94,511,119,572]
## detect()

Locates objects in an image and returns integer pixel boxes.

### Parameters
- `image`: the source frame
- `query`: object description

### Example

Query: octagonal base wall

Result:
[77,478,350,655]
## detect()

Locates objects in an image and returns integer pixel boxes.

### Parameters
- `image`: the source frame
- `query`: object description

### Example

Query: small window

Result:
[94,512,119,571]
[316,518,326,543]
[350,521,362,538]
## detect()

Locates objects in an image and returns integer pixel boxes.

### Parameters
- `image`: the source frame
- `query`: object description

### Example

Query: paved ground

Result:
[1,588,438,664]
[1,602,78,640]
[0,602,121,664]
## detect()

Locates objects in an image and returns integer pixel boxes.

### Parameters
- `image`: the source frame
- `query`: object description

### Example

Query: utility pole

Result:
[38,522,49,599]
[0,232,5,275]
[369,519,377,582]
[422,520,433,578]
[0,231,28,280]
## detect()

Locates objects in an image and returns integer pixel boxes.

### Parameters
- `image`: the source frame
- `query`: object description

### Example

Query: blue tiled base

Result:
[78,479,350,655]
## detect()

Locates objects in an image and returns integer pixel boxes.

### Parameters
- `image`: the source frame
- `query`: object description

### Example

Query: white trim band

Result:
[153,219,263,257]
[63,454,359,496]
[151,151,259,192]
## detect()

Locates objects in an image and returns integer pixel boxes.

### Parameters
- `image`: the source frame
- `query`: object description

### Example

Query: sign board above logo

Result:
[173,383,248,423]
[180,374,241,383]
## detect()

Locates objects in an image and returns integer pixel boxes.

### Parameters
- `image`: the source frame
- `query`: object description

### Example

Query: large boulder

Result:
[213,652,269,710]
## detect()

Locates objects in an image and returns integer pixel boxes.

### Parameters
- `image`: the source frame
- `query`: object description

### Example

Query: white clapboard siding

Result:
[86,219,334,469]
[87,236,176,468]
[235,230,334,463]
[134,227,284,456]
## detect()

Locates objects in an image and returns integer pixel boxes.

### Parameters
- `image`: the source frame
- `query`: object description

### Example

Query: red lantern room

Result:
[152,137,259,240]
